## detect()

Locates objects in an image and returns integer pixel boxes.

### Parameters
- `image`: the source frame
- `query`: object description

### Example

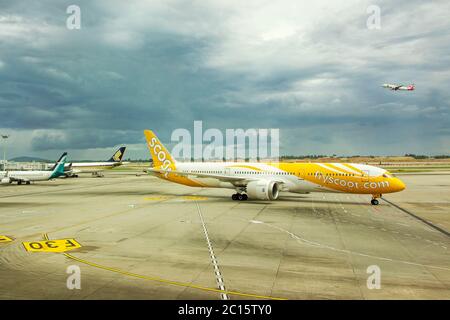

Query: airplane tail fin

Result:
[144,130,176,169]
[108,147,126,162]
[50,152,67,178]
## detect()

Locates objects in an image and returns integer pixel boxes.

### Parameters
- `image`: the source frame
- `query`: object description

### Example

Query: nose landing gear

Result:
[371,194,382,205]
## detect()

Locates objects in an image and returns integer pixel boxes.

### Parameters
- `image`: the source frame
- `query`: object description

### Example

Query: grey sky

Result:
[0,0,449,160]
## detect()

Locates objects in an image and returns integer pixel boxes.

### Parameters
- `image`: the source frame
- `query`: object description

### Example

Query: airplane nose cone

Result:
[394,178,406,192]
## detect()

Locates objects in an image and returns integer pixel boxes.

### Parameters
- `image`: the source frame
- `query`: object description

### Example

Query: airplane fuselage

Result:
[382,84,415,91]
[46,162,123,174]
[70,162,122,174]
[151,162,406,195]
[144,129,406,204]
[0,170,53,182]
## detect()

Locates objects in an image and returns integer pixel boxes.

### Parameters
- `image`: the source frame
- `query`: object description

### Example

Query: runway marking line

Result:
[42,233,285,300]
[28,191,203,242]
[251,222,450,272]
[382,198,450,238]
[183,196,208,201]
[196,202,228,300]
[0,235,13,243]
[144,196,172,201]
[144,196,209,201]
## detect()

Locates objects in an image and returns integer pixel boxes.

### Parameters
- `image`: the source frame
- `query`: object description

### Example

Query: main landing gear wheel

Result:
[232,193,248,201]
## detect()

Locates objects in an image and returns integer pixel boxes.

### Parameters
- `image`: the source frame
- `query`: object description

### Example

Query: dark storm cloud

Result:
[30,129,141,151]
[0,0,449,158]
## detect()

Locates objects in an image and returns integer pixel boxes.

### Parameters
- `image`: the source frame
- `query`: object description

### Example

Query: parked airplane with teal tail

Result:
[0,153,68,185]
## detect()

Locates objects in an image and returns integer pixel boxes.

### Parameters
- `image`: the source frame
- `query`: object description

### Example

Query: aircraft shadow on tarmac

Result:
[63,190,160,196]
[137,192,369,207]
[0,202,45,207]
[8,186,377,207]
[277,197,374,206]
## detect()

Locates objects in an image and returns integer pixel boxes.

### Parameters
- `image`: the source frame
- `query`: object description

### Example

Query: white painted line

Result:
[396,222,410,227]
[196,202,229,300]
[254,220,450,272]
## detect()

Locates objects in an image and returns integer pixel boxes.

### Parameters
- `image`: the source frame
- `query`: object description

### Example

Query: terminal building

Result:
[0,160,48,171]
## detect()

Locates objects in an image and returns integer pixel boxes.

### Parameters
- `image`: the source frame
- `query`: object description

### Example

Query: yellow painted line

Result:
[144,196,209,201]
[0,235,13,243]
[23,238,82,253]
[182,196,208,201]
[63,252,285,300]
[43,194,180,237]
[144,196,172,201]
[43,234,285,300]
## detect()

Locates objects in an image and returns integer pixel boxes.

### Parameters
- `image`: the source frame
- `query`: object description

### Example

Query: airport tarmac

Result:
[0,172,449,300]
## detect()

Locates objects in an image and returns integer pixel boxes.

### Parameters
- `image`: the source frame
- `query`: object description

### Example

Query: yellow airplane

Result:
[144,130,406,205]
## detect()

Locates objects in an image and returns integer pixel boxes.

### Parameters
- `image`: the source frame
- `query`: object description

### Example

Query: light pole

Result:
[1,134,10,165]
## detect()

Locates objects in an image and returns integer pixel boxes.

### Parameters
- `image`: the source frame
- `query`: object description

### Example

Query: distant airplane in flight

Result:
[382,83,415,91]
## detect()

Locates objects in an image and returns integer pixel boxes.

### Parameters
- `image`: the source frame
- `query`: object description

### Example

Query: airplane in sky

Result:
[1,153,67,185]
[143,130,406,205]
[47,147,127,177]
[382,83,415,91]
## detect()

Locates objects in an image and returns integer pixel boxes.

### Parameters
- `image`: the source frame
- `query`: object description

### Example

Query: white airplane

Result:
[382,83,415,91]
[143,130,406,205]
[0,153,67,185]
[47,147,127,177]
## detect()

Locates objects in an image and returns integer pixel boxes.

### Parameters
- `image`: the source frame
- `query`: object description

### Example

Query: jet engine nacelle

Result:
[1,177,11,184]
[247,180,280,200]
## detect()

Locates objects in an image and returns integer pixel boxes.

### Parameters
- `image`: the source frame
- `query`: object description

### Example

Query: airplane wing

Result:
[146,168,286,185]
